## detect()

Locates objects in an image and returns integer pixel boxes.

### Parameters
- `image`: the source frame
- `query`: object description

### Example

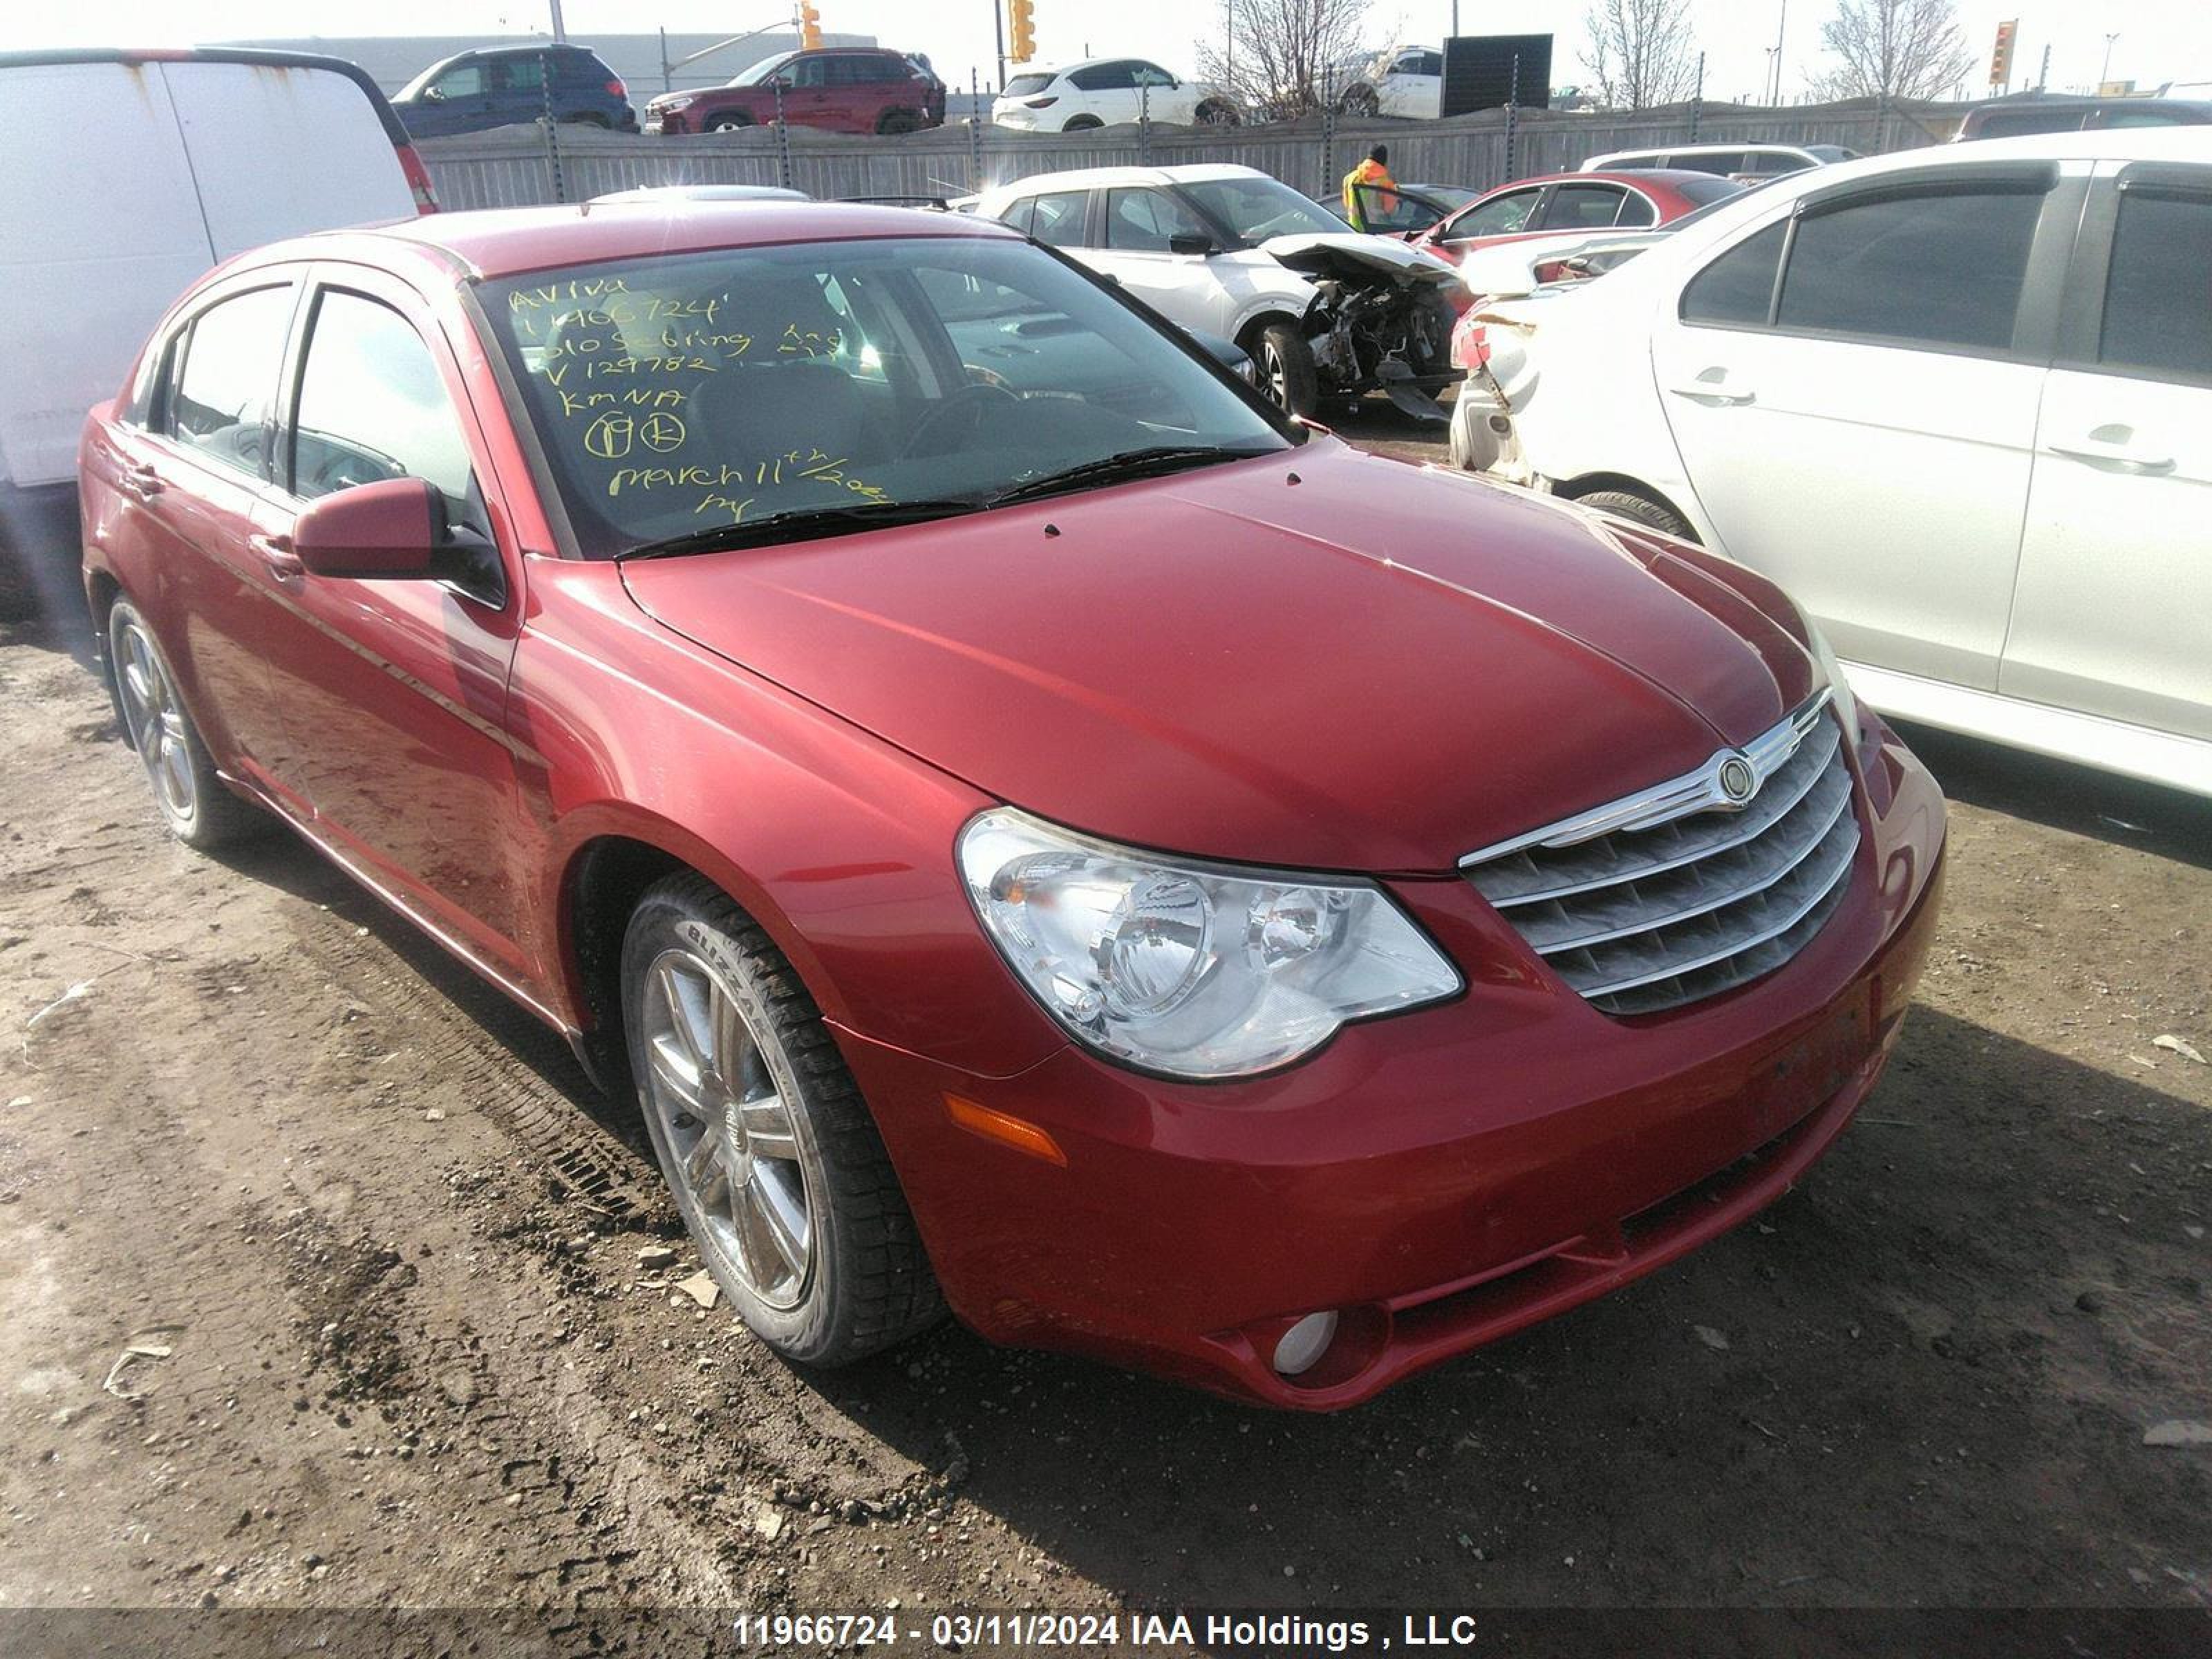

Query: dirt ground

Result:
[1,410,2208,1655]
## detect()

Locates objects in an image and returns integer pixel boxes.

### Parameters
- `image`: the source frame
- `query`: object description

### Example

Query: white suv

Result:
[991,59,1237,131]
[1451,129,2212,796]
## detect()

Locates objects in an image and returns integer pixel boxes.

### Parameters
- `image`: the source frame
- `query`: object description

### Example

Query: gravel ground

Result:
[1,409,2207,1654]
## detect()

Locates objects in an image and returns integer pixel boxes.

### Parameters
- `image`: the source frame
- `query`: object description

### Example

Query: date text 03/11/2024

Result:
[728,1612,1485,1651]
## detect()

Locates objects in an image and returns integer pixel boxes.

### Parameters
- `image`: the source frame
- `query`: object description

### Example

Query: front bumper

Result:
[834,718,1945,1408]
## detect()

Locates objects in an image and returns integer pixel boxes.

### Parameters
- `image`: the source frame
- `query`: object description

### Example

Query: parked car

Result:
[391,42,637,138]
[1580,142,1857,179]
[975,164,1462,418]
[1449,129,2212,796]
[991,57,1239,131]
[0,46,431,530]
[1955,94,2212,140]
[1334,180,1476,236]
[1371,169,1743,265]
[1335,46,1443,119]
[646,48,944,135]
[77,198,1944,1408]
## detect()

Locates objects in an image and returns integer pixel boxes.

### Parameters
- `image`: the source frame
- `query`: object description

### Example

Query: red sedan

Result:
[1402,168,1745,267]
[79,200,1944,1408]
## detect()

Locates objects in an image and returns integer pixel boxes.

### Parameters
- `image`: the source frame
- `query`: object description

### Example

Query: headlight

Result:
[1804,617,1859,745]
[659,95,695,111]
[957,809,1461,1079]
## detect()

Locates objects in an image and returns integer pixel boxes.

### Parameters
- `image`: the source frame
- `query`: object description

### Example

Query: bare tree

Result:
[1815,0,1974,101]
[1582,0,1700,111]
[1195,0,1374,120]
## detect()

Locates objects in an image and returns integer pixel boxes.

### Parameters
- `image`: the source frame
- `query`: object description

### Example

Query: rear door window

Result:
[1030,190,1092,247]
[168,285,297,481]
[1680,221,1788,326]
[1541,183,1629,229]
[2099,182,2212,379]
[1070,62,1135,91]
[1776,185,2045,350]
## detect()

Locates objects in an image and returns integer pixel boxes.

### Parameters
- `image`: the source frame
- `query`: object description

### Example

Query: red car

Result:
[79,200,1944,1409]
[644,47,944,135]
[1399,168,1745,267]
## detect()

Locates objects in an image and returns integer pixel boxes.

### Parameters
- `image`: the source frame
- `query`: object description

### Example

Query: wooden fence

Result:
[419,97,1971,210]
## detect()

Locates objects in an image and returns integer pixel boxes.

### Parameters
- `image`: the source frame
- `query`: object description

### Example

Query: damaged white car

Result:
[975,164,1463,420]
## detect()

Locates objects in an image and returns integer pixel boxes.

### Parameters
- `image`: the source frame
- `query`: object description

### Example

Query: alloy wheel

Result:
[637,946,818,1309]
[115,617,196,822]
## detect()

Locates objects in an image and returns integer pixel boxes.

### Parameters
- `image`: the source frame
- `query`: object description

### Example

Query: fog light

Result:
[1271,1311,1340,1377]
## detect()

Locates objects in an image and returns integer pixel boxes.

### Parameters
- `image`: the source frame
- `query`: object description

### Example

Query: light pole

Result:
[2100,32,2119,88]
[1768,0,1788,104]
[548,0,566,41]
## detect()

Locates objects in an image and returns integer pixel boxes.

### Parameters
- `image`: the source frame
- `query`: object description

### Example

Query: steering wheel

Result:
[903,379,1022,458]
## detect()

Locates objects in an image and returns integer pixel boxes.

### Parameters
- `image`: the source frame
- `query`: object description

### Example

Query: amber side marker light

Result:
[944,1094,1067,1166]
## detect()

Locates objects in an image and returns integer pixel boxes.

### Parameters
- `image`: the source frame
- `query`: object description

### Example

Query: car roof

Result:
[1481,169,1738,191]
[1821,124,2212,170]
[988,163,1264,194]
[1594,141,1821,158]
[1017,56,1170,74]
[245,200,1019,281]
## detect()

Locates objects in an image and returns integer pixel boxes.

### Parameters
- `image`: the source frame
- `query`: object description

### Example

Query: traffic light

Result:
[1989,19,2016,87]
[1009,0,1035,65]
[800,1,823,51]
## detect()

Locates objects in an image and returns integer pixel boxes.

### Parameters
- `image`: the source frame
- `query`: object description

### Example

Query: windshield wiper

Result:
[617,497,985,561]
[982,444,1274,507]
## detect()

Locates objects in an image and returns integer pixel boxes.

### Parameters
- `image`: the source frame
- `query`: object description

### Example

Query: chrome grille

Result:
[1461,695,1859,1017]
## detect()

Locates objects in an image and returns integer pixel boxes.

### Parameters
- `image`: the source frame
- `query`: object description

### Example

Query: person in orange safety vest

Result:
[1341,144,1398,229]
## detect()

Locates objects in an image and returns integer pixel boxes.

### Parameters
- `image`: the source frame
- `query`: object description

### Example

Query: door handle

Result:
[250,532,304,582]
[1666,373,1754,406]
[2047,432,2174,474]
[120,463,163,503]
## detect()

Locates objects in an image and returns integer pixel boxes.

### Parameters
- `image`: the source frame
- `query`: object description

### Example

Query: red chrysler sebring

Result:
[78,201,1944,1408]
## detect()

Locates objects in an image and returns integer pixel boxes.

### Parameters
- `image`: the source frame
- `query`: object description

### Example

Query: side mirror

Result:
[1168,232,1218,258]
[293,478,444,581]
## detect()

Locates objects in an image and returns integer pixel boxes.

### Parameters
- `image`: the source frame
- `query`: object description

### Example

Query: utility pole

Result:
[548,0,566,42]
[2100,32,2119,87]
[2037,42,2050,91]
[993,0,1006,92]
[1768,0,1788,104]
[1451,2,1459,37]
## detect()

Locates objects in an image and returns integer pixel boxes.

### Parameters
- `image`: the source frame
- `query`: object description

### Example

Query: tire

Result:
[876,107,922,135]
[1340,85,1380,118]
[1253,322,1320,419]
[1194,101,1239,126]
[1062,114,1103,132]
[106,597,261,850]
[563,112,610,128]
[1573,489,1696,541]
[621,872,941,1366]
[705,113,753,133]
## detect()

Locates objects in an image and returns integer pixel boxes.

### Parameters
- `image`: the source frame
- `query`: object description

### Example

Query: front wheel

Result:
[621,873,941,1366]
[1340,85,1380,118]
[1253,323,1320,419]
[107,598,261,850]
[705,113,753,133]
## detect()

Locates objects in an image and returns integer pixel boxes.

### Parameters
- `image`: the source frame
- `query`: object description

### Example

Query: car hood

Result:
[1262,233,1461,288]
[618,442,1818,874]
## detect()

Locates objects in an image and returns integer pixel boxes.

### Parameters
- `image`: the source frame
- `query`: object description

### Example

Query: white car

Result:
[1579,142,1859,179]
[1336,46,1443,120]
[991,58,1237,131]
[1450,129,2212,796]
[973,165,1462,418]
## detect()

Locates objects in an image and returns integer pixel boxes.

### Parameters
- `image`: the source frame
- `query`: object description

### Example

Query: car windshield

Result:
[1180,176,1347,245]
[730,52,797,86]
[480,236,1288,559]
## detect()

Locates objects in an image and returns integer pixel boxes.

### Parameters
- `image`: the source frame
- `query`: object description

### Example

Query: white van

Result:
[0,48,433,510]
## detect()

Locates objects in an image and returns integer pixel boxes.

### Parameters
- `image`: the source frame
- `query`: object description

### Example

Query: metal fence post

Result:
[1319,66,1335,200]
[1689,51,1704,143]
[1139,77,1151,165]
[774,75,792,191]
[970,68,984,193]
[1503,55,1519,183]
[538,49,566,204]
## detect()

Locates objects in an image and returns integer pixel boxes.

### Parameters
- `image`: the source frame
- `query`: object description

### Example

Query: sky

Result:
[14,0,2211,104]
